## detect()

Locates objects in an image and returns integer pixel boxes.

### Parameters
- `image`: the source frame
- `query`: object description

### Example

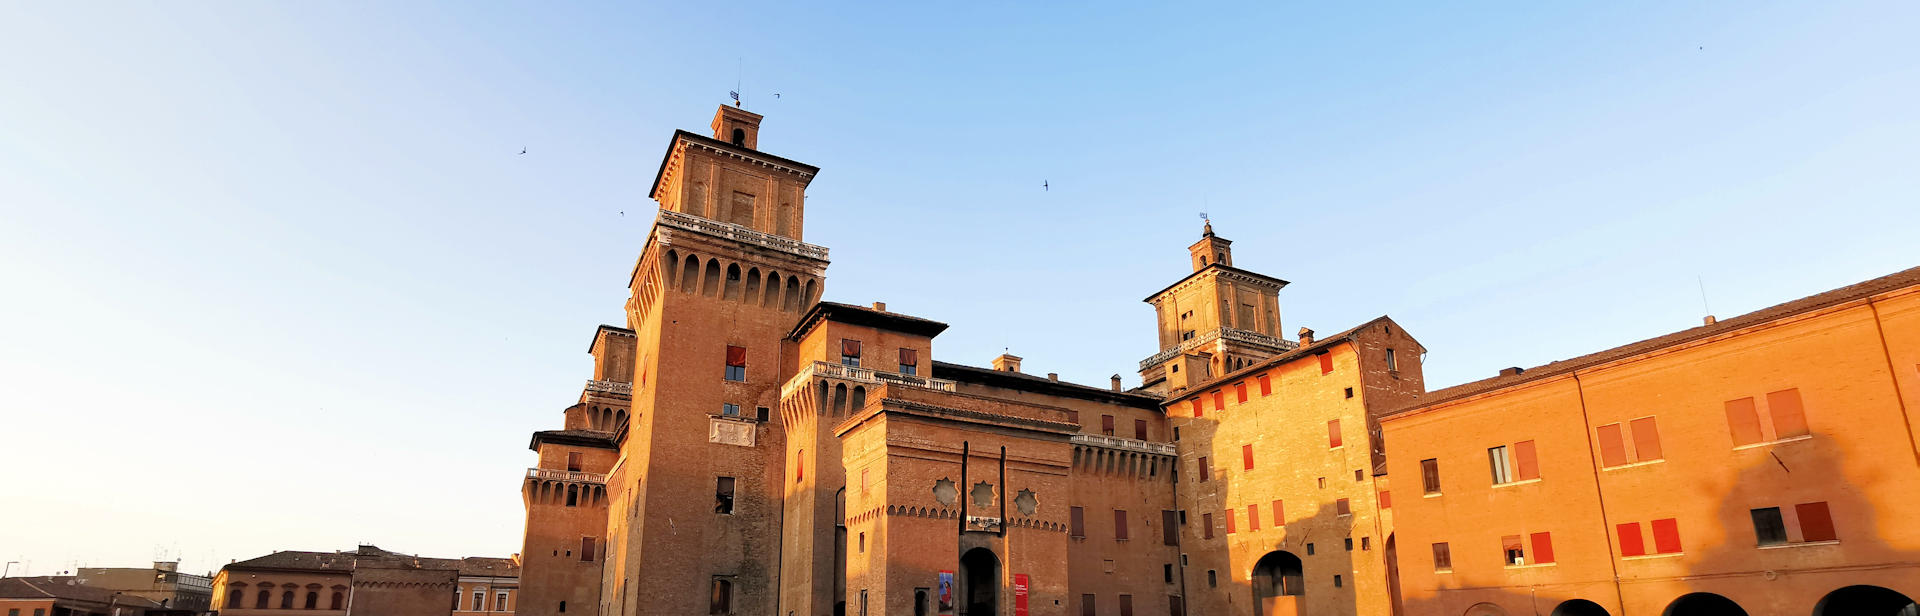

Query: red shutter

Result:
[1513,440,1539,481]
[1235,383,1248,403]
[1069,507,1085,538]
[1272,500,1284,526]
[841,339,862,357]
[1529,532,1555,564]
[1224,509,1236,534]
[1247,504,1259,531]
[1725,397,1763,446]
[1328,419,1343,448]
[1616,522,1645,556]
[1796,502,1837,542]
[1596,423,1628,467]
[1768,389,1810,438]
[1102,415,1116,435]
[1190,399,1203,418]
[898,347,917,366]
[1198,458,1210,482]
[1202,513,1214,539]
[1630,417,1664,461]
[1650,518,1682,553]
[1378,491,1391,509]
[1336,498,1350,516]
[1114,510,1129,540]
[1257,374,1272,396]
[796,450,804,483]
[725,345,747,367]
[1162,511,1179,546]
[1318,353,1333,375]
[1134,419,1147,440]
[1212,390,1226,410]
[1242,444,1254,470]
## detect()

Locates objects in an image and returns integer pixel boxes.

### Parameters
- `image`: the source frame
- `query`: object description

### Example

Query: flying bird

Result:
[1042,180,1049,191]
[774,93,781,99]
[519,147,527,155]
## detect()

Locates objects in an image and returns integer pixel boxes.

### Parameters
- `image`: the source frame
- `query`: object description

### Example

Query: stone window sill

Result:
[1758,539,1840,550]
[1734,434,1814,451]
[1621,552,1683,561]
[1492,478,1543,489]
[1602,459,1666,471]
[1503,562,1558,570]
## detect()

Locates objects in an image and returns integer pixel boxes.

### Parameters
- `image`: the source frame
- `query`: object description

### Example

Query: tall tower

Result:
[599,104,828,616]
[1136,221,1294,395]
[518,326,632,616]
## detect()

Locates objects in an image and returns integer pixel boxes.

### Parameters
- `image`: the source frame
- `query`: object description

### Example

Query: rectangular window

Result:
[1344,538,1353,551]
[898,348,918,375]
[1242,444,1254,470]
[1162,511,1179,545]
[1344,387,1354,399]
[1597,423,1628,467]
[1115,510,1130,541]
[1190,399,1203,418]
[1069,506,1086,538]
[1198,458,1210,482]
[1502,535,1525,566]
[1257,374,1271,396]
[710,578,731,615]
[1203,513,1215,539]
[715,477,735,514]
[1173,427,1180,441]
[1234,382,1248,403]
[1751,507,1787,546]
[1318,353,1334,375]
[1726,397,1764,446]
[1334,575,1343,588]
[1769,389,1810,439]
[1225,509,1236,534]
[1080,595,1096,616]
[1212,390,1226,410]
[1164,564,1174,583]
[1513,440,1539,481]
[1378,491,1391,509]
[581,536,596,562]
[567,452,583,472]
[1796,501,1836,542]
[1328,419,1343,448]
[474,592,485,611]
[796,450,804,482]
[497,592,509,611]
[840,339,862,367]
[1630,416,1664,460]
[1248,504,1260,531]
[756,406,770,422]
[722,403,740,417]
[1271,500,1284,526]
[1135,419,1148,440]
[1102,415,1116,436]
[1335,498,1351,516]
[1120,595,1135,616]
[1488,446,1512,484]
[1421,458,1441,494]
[1207,570,1217,587]
[1617,522,1646,557]
[1386,348,1397,371]
[1651,518,1683,553]
[1530,532,1555,564]
[724,345,747,381]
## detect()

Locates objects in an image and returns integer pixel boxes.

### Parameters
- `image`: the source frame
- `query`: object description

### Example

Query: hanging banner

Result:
[938,570,955,615]
[1013,574,1030,616]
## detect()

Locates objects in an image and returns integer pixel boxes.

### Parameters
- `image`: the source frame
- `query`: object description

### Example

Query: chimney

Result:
[1298,327,1315,346]
[1047,373,1059,382]
[154,561,178,572]
[1110,374,1123,392]
[991,354,1023,373]
[1499,366,1526,377]
[1703,315,1717,325]
[872,302,887,312]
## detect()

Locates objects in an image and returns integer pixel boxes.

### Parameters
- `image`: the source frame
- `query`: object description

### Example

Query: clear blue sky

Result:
[2,3,1914,576]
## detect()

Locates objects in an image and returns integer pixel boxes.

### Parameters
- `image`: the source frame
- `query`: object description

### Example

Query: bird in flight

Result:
[519,147,527,155]
[1043,180,1049,191]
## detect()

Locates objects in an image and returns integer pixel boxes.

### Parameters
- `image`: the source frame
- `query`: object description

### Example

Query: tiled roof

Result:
[224,546,518,578]
[1165,315,1403,403]
[454,557,521,577]
[529,429,616,452]
[933,361,1163,409]
[787,301,951,341]
[1384,265,1920,417]
[0,576,167,607]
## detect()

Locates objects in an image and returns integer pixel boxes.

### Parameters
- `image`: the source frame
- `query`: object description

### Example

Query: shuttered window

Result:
[1629,417,1663,460]
[1421,459,1441,494]
[1162,511,1179,545]
[1318,353,1334,375]
[1190,399,1203,418]
[1234,383,1248,403]
[1198,458,1209,482]
[1212,390,1226,410]
[1617,522,1645,556]
[1135,419,1148,440]
[1797,502,1837,542]
[1513,440,1539,481]
[1257,374,1271,396]
[1242,444,1254,470]
[1114,510,1130,541]
[1335,498,1350,516]
[1224,509,1236,534]
[1431,543,1452,571]
[1272,500,1284,526]
[1725,397,1764,446]
[1378,491,1391,509]
[1202,513,1214,539]
[1119,594,1133,616]
[724,346,747,381]
[1102,415,1116,436]
[1080,595,1095,616]
[1327,419,1343,448]
[1247,504,1260,531]
[1069,507,1085,538]
[1530,532,1555,564]
[1597,423,1628,467]
[1651,518,1683,553]
[1769,389,1810,439]
[581,536,596,562]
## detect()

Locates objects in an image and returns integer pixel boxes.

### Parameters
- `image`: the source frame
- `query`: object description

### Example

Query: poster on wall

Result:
[937,570,955,616]
[1012,574,1030,616]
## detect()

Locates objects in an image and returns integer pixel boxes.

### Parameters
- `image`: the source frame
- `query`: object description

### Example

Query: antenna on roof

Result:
[1698,275,1717,325]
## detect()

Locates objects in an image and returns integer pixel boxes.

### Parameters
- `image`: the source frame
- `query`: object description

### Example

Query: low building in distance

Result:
[209,545,518,616]
[1,575,174,616]
[75,561,213,613]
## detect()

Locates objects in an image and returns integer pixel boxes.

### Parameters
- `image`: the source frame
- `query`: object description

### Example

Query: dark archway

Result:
[1551,599,1610,616]
[1663,593,1747,616]
[1251,550,1304,616]
[1385,533,1403,616]
[960,547,999,616]
[1813,585,1918,616]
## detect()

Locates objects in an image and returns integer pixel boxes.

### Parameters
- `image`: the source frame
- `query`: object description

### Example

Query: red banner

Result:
[1013,574,1029,616]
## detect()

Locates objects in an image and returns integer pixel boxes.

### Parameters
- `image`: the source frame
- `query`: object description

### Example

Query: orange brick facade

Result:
[512,105,1919,616]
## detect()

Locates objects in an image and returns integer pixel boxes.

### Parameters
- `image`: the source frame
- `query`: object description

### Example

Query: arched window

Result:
[1252,550,1305,604]
[724,264,742,300]
[783,277,801,311]
[567,484,579,507]
[850,386,866,413]
[306,591,318,609]
[730,128,746,147]
[331,591,344,610]
[257,590,271,608]
[681,255,700,293]
[281,590,295,608]
[664,250,679,288]
[228,589,243,608]
[702,259,722,297]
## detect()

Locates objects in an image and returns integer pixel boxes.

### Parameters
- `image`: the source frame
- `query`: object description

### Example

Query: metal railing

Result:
[780,360,958,398]
[526,468,607,484]
[584,380,632,395]
[1071,434,1178,456]
[1137,327,1301,371]
[658,210,830,261]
